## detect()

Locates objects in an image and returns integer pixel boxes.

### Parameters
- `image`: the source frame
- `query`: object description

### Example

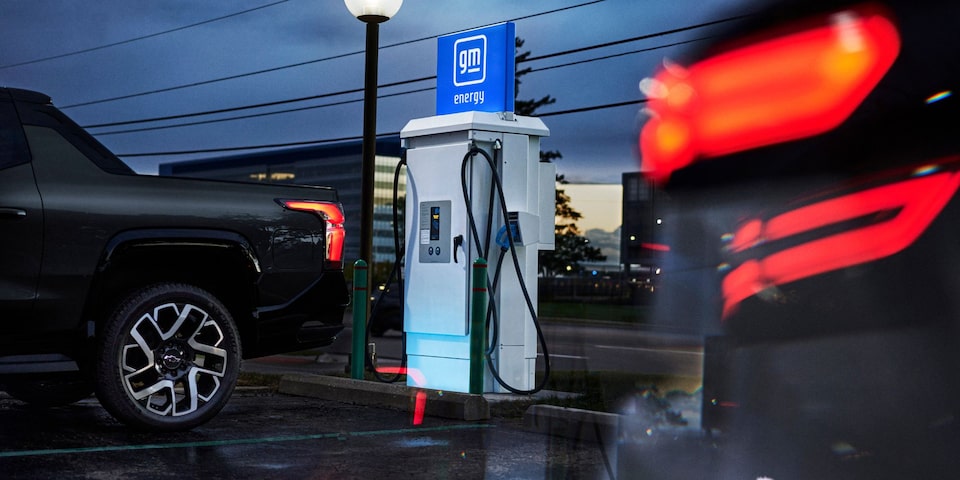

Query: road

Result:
[536,321,702,376]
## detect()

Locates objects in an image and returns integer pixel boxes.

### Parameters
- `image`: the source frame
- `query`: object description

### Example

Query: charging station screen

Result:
[430,207,441,241]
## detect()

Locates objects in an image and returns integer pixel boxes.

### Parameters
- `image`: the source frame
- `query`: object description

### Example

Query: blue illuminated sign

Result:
[436,23,515,115]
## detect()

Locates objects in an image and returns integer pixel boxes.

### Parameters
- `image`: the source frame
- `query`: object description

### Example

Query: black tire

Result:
[95,283,241,431]
[3,373,94,408]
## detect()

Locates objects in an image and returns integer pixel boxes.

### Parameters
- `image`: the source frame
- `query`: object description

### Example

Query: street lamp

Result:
[344,0,402,23]
[344,0,402,287]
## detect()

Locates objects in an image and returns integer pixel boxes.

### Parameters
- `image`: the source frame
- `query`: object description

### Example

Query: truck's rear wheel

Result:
[95,283,240,431]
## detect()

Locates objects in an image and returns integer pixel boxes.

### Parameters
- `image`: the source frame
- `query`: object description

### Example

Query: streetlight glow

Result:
[344,0,402,23]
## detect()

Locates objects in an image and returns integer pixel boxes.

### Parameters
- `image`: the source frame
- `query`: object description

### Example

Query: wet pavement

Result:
[6,327,955,478]
[0,389,614,479]
[0,319,708,479]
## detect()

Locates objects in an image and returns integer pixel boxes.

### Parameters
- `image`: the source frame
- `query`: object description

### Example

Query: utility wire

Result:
[61,0,606,109]
[528,36,715,73]
[93,32,676,136]
[85,76,434,129]
[538,99,646,117]
[115,99,641,158]
[118,134,377,157]
[62,49,361,109]
[96,32,718,138]
[96,87,433,136]
[0,0,290,70]
[84,28,723,131]
[524,14,749,63]
[88,5,744,156]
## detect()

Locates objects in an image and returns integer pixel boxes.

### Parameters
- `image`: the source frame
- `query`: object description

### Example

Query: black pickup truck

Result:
[0,87,350,431]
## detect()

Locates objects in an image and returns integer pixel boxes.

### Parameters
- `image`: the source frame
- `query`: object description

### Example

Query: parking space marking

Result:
[539,353,589,360]
[0,424,496,458]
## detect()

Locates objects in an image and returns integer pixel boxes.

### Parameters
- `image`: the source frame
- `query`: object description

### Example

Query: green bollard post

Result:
[469,258,488,394]
[351,259,369,380]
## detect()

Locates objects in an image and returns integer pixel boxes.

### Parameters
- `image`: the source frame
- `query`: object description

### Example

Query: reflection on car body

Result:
[640,0,960,476]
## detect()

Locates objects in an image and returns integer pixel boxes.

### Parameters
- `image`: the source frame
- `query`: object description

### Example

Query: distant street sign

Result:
[436,23,515,115]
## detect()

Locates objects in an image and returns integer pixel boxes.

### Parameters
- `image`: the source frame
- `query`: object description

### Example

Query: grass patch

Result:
[538,302,651,324]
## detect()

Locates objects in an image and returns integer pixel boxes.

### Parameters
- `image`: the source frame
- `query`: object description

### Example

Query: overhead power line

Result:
[528,36,713,73]
[85,76,434,129]
[524,14,748,63]
[96,87,434,136]
[117,134,375,158]
[115,99,642,158]
[92,32,684,136]
[538,99,646,117]
[0,0,290,70]
[84,28,724,132]
[61,0,607,109]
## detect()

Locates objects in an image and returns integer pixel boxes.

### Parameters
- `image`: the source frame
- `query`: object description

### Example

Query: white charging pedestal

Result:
[400,111,554,393]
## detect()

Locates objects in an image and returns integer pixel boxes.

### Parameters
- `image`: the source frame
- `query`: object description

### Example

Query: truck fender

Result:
[98,228,261,274]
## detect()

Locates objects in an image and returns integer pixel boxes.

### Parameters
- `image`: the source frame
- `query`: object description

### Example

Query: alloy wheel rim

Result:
[119,302,228,417]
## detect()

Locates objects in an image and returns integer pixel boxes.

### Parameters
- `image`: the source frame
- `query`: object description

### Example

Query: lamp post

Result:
[344,0,402,303]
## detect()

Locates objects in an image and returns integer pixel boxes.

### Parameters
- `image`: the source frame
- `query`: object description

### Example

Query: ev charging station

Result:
[399,23,555,394]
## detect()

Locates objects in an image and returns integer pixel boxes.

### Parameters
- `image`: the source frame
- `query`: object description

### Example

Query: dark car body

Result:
[0,87,349,429]
[639,0,960,476]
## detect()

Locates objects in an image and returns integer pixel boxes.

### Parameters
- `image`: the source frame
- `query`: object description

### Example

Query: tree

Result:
[540,174,606,276]
[514,38,561,163]
[514,38,605,276]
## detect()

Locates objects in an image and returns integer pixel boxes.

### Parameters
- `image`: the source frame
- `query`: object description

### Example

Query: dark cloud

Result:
[0,0,751,182]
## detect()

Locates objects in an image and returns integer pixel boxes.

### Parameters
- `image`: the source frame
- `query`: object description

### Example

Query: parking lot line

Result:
[0,424,496,458]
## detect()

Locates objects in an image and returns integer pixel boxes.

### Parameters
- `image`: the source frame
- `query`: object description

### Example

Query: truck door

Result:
[0,98,43,327]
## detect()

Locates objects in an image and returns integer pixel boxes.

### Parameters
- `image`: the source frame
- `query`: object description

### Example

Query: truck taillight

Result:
[640,3,901,182]
[278,200,346,269]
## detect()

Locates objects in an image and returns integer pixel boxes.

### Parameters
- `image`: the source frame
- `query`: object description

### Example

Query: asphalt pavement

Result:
[240,323,610,423]
[0,390,618,479]
[240,315,705,448]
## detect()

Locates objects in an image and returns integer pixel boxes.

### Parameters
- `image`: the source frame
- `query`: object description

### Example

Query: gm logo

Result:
[435,22,514,115]
[453,35,486,87]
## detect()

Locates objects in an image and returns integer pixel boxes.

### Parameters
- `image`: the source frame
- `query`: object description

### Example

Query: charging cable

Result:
[460,144,552,394]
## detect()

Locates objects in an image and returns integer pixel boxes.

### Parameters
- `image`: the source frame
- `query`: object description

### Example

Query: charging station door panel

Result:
[404,143,473,337]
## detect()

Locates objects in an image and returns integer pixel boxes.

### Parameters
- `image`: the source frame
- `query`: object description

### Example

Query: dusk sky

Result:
[0,0,752,229]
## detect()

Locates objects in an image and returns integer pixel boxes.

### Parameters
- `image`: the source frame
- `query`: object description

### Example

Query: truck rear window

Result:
[17,102,133,175]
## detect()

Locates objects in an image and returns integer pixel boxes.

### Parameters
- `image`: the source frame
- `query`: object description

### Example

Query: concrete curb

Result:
[522,404,619,443]
[278,373,626,444]
[278,373,490,421]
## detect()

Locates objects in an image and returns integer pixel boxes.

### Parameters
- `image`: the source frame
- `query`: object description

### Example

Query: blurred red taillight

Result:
[640,3,901,182]
[279,200,346,269]
[721,163,960,319]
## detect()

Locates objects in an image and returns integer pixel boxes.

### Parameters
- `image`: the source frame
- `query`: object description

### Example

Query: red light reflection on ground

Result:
[375,366,428,425]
